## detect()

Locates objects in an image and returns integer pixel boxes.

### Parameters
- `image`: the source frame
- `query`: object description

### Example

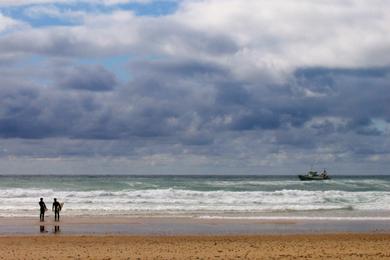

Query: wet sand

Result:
[0,234,390,259]
[1,216,390,235]
[0,217,390,259]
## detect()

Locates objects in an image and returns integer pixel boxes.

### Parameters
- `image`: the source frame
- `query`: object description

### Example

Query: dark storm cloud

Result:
[295,67,390,79]
[212,65,390,153]
[0,86,47,138]
[134,62,390,146]
[212,80,320,131]
[0,62,386,140]
[215,83,251,106]
[296,67,390,124]
[228,109,281,131]
[57,65,117,91]
[0,51,390,166]
[0,75,108,139]
[132,59,229,79]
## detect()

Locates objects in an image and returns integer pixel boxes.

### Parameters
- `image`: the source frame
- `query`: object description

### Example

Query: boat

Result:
[298,169,330,181]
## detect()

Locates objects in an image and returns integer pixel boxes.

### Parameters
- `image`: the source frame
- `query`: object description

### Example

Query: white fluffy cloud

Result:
[3,0,389,78]
[0,13,25,33]
[174,0,390,76]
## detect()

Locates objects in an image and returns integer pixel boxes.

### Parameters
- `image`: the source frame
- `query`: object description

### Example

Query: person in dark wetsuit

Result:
[52,198,61,221]
[39,198,47,222]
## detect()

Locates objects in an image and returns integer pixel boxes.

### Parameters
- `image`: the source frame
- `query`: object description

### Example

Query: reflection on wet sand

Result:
[54,225,60,234]
[39,225,47,233]
[39,225,60,234]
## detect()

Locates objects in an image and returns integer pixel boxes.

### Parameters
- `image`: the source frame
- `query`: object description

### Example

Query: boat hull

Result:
[298,175,330,181]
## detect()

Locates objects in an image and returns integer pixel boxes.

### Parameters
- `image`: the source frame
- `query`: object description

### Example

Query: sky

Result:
[0,0,390,175]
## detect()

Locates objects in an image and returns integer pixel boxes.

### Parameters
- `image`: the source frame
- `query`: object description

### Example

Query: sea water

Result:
[0,175,389,220]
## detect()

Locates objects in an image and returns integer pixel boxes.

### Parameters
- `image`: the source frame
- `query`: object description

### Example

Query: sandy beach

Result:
[0,234,389,259]
[0,217,389,259]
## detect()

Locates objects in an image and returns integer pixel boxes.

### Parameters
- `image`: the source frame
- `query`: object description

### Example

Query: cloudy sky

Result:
[0,0,389,175]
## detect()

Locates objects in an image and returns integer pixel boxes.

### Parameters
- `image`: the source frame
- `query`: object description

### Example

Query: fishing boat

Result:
[298,169,330,181]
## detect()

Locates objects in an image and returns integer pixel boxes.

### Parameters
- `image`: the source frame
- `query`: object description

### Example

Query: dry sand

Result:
[0,234,389,259]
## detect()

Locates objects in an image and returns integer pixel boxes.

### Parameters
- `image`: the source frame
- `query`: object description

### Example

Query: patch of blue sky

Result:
[26,55,47,65]
[116,1,179,17]
[0,4,82,27]
[10,55,45,69]
[1,1,179,28]
[23,16,79,27]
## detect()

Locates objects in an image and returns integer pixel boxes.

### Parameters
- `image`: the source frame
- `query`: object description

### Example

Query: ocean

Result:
[0,175,390,220]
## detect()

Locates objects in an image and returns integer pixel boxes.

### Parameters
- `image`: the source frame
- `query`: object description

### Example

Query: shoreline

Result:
[1,216,390,235]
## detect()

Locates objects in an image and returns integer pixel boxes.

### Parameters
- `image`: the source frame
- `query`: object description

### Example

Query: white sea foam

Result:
[0,187,390,217]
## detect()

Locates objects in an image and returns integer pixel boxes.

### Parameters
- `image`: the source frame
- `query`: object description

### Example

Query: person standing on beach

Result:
[52,198,61,221]
[39,198,47,222]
